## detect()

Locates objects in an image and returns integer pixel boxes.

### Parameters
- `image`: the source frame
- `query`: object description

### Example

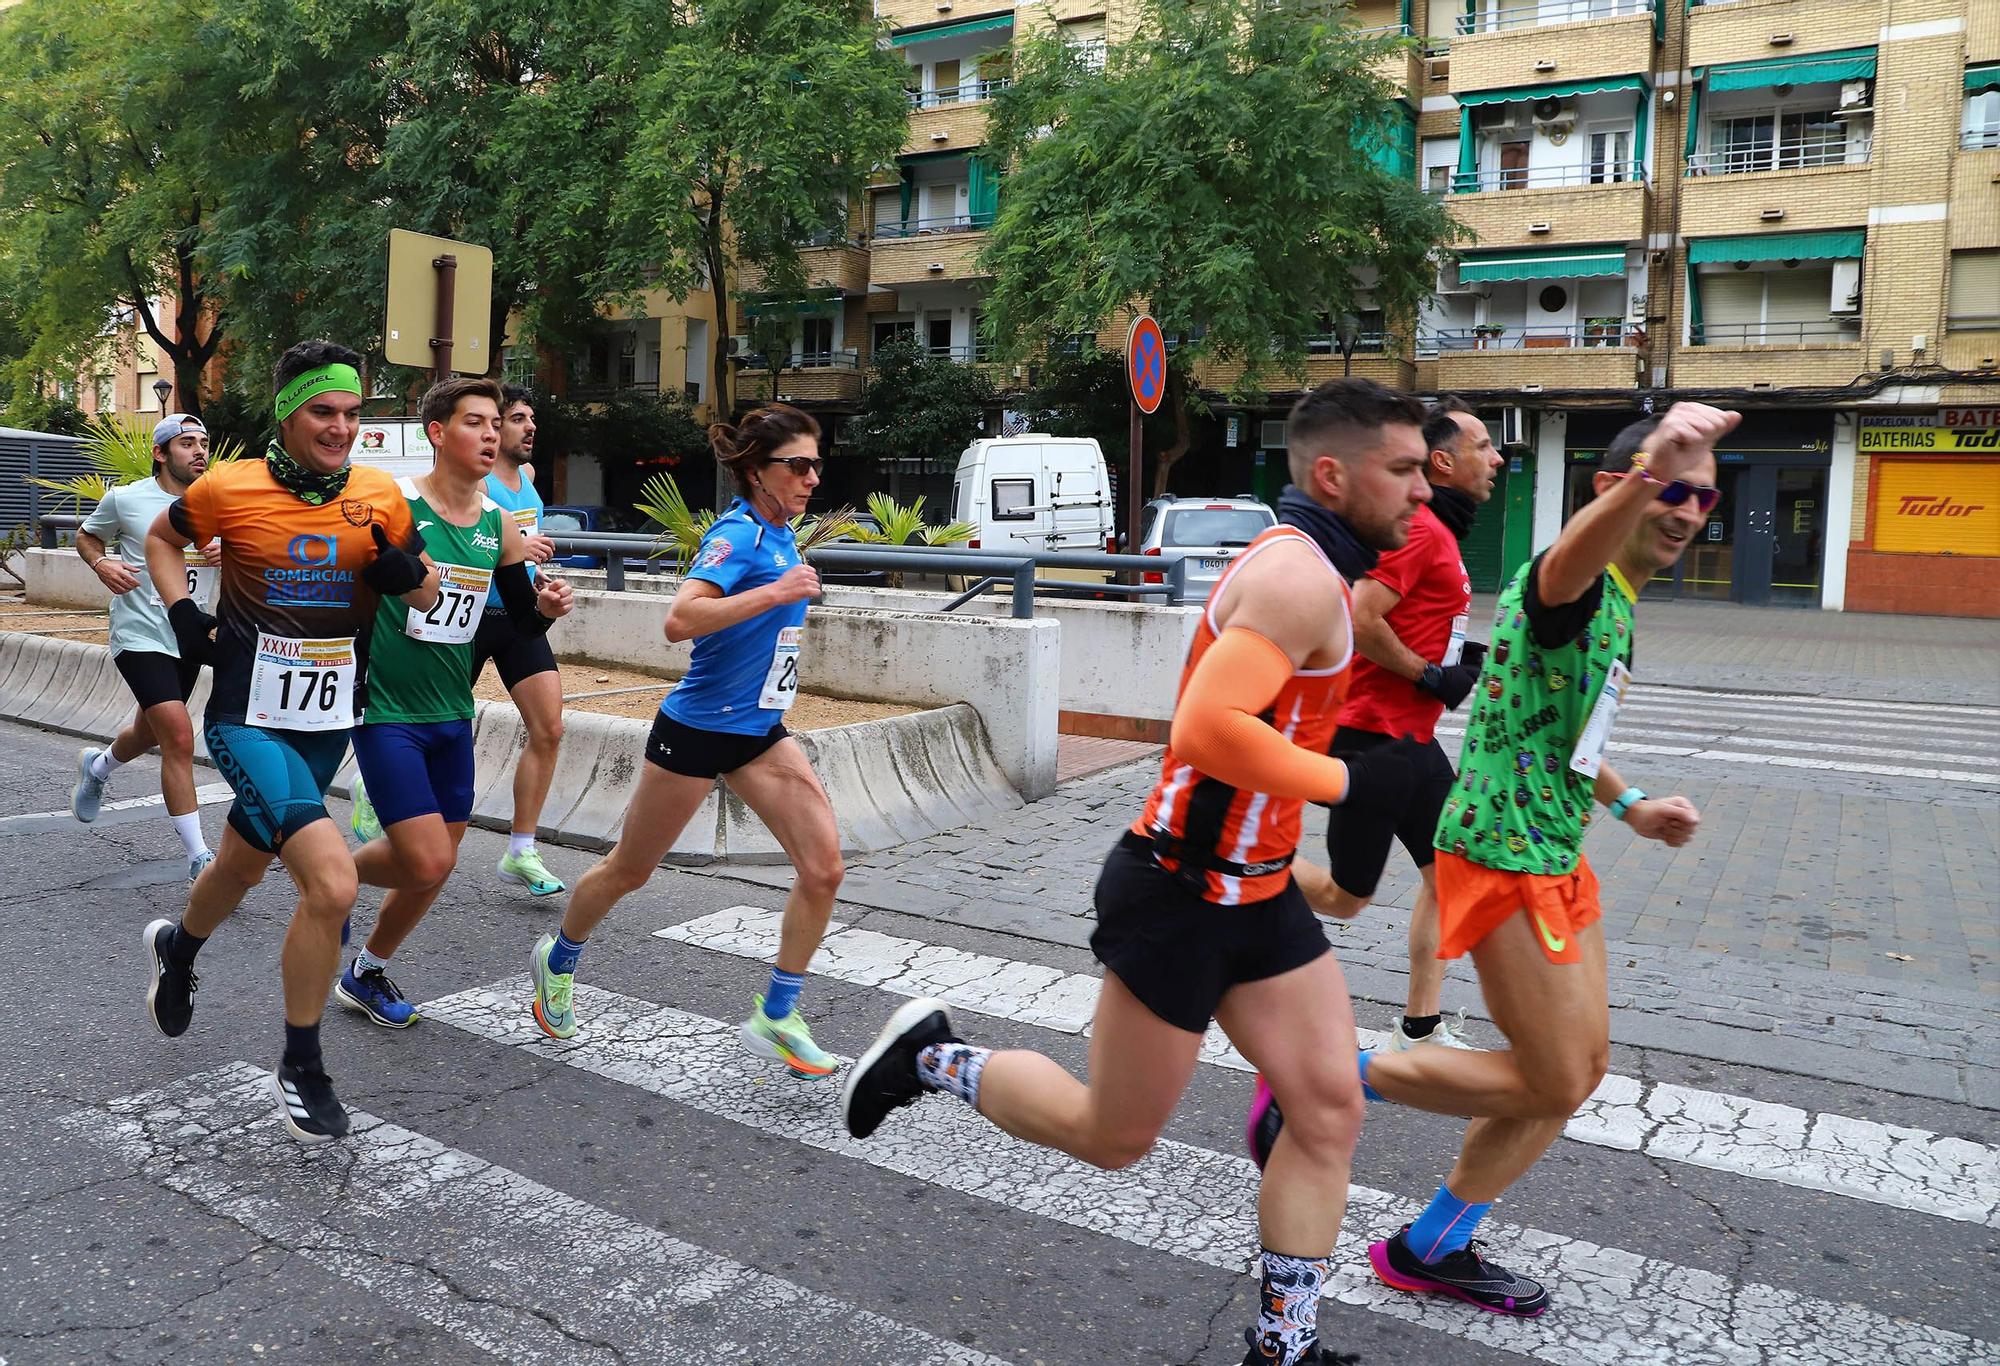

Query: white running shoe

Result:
[71,747,107,823]
[188,849,216,885]
[1385,1010,1480,1052]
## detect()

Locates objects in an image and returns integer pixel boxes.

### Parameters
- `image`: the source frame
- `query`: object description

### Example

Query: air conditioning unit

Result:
[726,334,755,356]
[1828,259,1862,315]
[1260,419,1289,450]
[1837,79,1871,113]
[1474,104,1526,133]
[1531,97,1576,131]
[1498,406,1528,446]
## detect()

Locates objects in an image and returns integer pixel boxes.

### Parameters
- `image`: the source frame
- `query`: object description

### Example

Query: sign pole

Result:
[1127,398,1143,571]
[430,253,458,382]
[1123,313,1166,582]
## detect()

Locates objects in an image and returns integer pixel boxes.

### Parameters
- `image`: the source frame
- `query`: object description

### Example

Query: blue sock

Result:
[1406,1183,1492,1264]
[763,968,805,1020]
[546,931,585,976]
[1358,1049,1382,1102]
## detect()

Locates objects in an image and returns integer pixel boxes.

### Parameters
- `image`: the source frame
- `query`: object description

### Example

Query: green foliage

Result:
[847,492,976,548]
[534,390,710,478]
[1019,345,1181,455]
[637,470,857,569]
[2,395,87,437]
[24,410,247,510]
[979,0,1466,386]
[844,338,998,466]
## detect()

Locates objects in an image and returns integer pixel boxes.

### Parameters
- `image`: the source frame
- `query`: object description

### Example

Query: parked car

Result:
[1134,495,1277,604]
[541,504,668,575]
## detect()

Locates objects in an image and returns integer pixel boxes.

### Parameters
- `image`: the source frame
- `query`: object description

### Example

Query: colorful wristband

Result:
[1608,787,1647,821]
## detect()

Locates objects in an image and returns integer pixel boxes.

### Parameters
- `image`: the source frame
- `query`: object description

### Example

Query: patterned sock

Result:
[546,931,585,976]
[762,968,805,1020]
[1358,1048,1382,1101]
[1401,1013,1440,1040]
[171,812,207,859]
[509,832,536,858]
[915,1042,990,1106]
[355,947,392,977]
[282,1021,323,1071]
[1407,1183,1492,1264]
[167,922,207,966]
[90,749,122,782]
[1251,1249,1328,1364]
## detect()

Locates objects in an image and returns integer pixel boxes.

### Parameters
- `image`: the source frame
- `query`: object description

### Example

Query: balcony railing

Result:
[1453,160,1649,193]
[1420,322,1638,353]
[1686,137,1862,176]
[918,343,998,363]
[739,349,862,371]
[1352,22,1413,39]
[871,213,990,239]
[1306,332,1394,355]
[1457,0,1648,35]
[1964,127,2000,151]
[1690,320,1860,344]
[908,78,1011,109]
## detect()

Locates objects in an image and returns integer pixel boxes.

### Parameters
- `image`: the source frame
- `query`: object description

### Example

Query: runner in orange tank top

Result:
[844,379,1434,1366]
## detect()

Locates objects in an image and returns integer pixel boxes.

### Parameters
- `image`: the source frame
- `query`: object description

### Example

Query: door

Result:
[1734,466,1777,605]
[1654,464,1745,601]
[1498,138,1530,189]
[1769,466,1828,605]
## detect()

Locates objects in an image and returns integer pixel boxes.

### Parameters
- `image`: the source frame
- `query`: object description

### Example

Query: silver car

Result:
[1136,496,1278,604]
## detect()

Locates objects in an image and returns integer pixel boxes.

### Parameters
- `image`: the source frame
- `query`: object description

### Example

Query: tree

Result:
[600,0,910,425]
[844,337,997,465]
[1020,344,1178,465]
[980,0,1467,493]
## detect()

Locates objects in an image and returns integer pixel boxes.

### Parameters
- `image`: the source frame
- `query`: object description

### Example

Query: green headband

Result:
[274,363,363,423]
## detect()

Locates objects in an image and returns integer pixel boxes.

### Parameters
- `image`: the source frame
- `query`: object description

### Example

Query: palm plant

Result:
[24,413,243,514]
[636,471,858,571]
[849,492,976,548]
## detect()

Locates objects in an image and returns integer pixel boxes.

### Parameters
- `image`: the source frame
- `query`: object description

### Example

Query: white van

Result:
[952,434,1114,557]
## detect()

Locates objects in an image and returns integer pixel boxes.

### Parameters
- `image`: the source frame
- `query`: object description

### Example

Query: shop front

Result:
[1845,415,2000,618]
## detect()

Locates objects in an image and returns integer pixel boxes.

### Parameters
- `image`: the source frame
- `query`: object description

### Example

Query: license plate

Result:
[1199,557,1229,571]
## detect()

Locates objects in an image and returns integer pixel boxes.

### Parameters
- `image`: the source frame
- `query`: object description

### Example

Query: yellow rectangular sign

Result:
[1872,459,2000,557]
[1858,422,2000,453]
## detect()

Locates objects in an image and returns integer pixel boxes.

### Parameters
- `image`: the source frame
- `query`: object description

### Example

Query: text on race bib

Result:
[1569,658,1631,781]
[759,626,802,711]
[405,563,493,645]
[248,632,356,732]
[511,507,539,538]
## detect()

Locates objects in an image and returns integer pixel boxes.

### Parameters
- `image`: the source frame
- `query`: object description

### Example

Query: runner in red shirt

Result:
[1293,398,1503,1052]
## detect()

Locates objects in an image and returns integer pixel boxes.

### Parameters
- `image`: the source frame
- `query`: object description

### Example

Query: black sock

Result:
[167,923,207,966]
[283,1022,323,1071]
[1402,1013,1440,1039]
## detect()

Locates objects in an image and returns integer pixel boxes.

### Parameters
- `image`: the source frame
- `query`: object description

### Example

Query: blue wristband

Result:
[1609,787,1647,822]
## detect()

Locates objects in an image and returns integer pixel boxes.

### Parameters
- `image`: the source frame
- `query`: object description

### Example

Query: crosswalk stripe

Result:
[62,1061,1010,1366]
[424,978,1997,1366]
[658,908,2000,1229]
[1432,725,2000,782]
[0,782,235,835]
[1433,722,1989,768]
[1633,687,2000,722]
[1611,706,2000,742]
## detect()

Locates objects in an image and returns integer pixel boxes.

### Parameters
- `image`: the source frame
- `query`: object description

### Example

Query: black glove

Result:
[1417,641,1488,711]
[360,522,429,596]
[168,596,217,668]
[1330,737,1424,813]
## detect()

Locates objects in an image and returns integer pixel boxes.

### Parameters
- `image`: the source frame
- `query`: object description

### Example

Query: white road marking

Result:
[425,978,1999,1366]
[62,1062,1009,1366]
[12,781,236,824]
[1630,687,2000,722]
[659,908,2000,1229]
[1432,727,2000,784]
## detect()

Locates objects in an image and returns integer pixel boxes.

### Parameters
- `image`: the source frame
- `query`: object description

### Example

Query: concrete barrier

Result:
[0,631,1020,863]
[22,547,105,610]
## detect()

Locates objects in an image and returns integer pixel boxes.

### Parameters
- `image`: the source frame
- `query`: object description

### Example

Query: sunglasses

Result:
[763,456,824,477]
[1620,470,1721,514]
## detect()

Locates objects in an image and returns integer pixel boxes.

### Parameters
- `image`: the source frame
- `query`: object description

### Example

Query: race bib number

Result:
[405,563,492,644]
[1441,613,1469,668]
[511,507,540,539]
[149,548,218,609]
[759,626,802,711]
[248,633,356,732]
[1568,658,1631,780]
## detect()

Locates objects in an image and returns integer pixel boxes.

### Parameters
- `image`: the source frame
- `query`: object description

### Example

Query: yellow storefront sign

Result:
[1872,460,2000,556]
[1859,423,2000,453]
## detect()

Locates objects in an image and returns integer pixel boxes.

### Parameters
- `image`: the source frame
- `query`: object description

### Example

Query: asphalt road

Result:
[1,716,1995,1365]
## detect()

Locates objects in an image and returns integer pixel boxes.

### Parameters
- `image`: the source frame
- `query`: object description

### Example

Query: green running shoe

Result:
[740,995,839,1078]
[498,847,565,897]
[530,933,577,1039]
[349,774,383,844]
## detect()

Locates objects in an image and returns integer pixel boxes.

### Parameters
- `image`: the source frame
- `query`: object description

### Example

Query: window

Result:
[922,181,961,229]
[1709,107,1844,173]
[873,319,915,353]
[927,317,954,356]
[1497,138,1530,189]
[137,372,161,412]
[968,310,988,361]
[1965,88,2000,150]
[1060,16,1107,71]
[1587,126,1633,183]
[1696,265,1846,343]
[991,477,1035,520]
[801,317,835,363]
[94,374,114,411]
[871,189,903,237]
[1948,251,2000,330]
[502,346,535,385]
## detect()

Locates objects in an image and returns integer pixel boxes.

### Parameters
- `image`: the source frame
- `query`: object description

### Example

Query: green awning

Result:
[1456,74,1647,106]
[890,13,1013,46]
[1458,247,1627,283]
[1969,65,2000,94]
[1688,230,1864,264]
[1704,47,1876,93]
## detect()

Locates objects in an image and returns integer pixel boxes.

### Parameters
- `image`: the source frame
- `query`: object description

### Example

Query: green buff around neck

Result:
[274,363,363,423]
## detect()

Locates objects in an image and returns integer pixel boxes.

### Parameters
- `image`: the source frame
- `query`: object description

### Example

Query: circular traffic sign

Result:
[1126,314,1166,415]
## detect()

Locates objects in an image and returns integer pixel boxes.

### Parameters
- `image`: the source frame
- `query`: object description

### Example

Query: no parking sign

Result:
[1126,315,1165,415]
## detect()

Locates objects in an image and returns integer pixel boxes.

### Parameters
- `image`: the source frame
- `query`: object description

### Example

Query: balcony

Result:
[1429,324,1641,390]
[1690,320,1858,345]
[737,349,864,405]
[1447,162,1649,250]
[875,0,1013,30]
[738,239,871,296]
[1449,0,1655,95]
[869,217,991,285]
[1354,22,1424,93]
[1687,3,1881,71]
[903,81,1007,156]
[1679,159,1870,236]
[1200,339,1417,394]
[1673,341,1865,389]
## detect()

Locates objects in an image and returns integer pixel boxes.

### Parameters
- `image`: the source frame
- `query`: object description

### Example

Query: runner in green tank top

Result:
[1353,403,1732,1317]
[335,378,573,1028]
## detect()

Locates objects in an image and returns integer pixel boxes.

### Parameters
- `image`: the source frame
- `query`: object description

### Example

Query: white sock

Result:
[508,833,536,857]
[355,947,392,976]
[171,812,207,858]
[90,750,122,782]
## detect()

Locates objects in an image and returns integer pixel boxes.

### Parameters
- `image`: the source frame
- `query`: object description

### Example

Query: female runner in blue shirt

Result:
[528,404,845,1076]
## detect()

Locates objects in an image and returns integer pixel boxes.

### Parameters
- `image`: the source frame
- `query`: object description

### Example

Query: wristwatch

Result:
[1608,787,1647,822]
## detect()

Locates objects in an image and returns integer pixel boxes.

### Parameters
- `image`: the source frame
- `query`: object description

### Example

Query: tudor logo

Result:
[1897,495,1987,518]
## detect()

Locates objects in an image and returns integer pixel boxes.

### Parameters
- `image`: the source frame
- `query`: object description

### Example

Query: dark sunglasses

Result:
[763,456,824,477]
[1620,470,1721,514]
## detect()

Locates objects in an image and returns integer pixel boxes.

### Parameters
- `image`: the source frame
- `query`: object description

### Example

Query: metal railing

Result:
[924,343,998,363]
[737,349,862,372]
[37,513,82,548]
[1457,0,1648,34]
[871,214,992,240]
[1453,160,1648,193]
[1305,332,1395,355]
[1421,322,1638,352]
[1690,319,1860,344]
[1352,22,1413,38]
[1686,138,1861,176]
[1963,127,2000,151]
[908,78,1011,109]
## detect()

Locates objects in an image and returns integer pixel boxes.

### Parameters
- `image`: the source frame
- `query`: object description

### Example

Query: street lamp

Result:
[151,378,173,410]
[1335,313,1361,378]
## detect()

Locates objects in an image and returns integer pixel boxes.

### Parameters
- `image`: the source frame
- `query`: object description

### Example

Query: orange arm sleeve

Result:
[1169,627,1351,804]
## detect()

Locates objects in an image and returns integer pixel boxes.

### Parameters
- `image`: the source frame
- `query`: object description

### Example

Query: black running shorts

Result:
[1322,726,1457,897]
[113,649,202,712]
[645,710,789,780]
[471,609,558,691]
[1090,832,1331,1033]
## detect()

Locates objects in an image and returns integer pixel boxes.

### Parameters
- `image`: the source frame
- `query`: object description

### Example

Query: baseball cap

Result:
[153,413,206,449]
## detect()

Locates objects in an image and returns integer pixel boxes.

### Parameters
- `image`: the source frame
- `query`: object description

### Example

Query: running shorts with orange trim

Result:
[1433,849,1601,965]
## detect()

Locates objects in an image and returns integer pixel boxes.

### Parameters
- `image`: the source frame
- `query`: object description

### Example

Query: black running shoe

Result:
[272,1060,352,1144]
[841,997,958,1139]
[1240,1327,1360,1365]
[143,918,197,1038]
[1367,1224,1549,1317]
